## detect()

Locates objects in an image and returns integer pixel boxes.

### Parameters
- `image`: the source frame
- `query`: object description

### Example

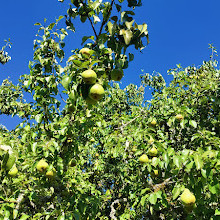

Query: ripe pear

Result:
[95,153,99,157]
[148,136,154,145]
[81,69,97,84]
[90,137,95,142]
[89,84,105,101]
[79,48,92,56]
[150,119,157,127]
[149,146,158,157]
[36,159,49,172]
[175,114,184,121]
[180,189,196,206]
[45,168,56,179]
[111,69,124,81]
[131,146,137,152]
[153,169,159,176]
[139,154,149,163]
[8,166,18,177]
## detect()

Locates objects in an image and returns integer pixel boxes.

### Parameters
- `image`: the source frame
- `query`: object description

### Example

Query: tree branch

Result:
[98,0,115,37]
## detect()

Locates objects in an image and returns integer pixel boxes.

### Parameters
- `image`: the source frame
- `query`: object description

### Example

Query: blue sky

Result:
[1,0,220,130]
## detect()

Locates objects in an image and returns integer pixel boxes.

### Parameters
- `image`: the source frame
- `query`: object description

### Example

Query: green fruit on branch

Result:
[69,159,77,167]
[111,69,124,81]
[3,152,16,171]
[180,188,196,206]
[150,119,157,127]
[79,48,92,56]
[36,159,49,172]
[45,168,56,179]
[153,169,159,176]
[81,69,97,84]
[131,146,137,152]
[148,136,154,145]
[139,154,149,163]
[149,146,158,156]
[89,84,105,101]
[8,165,18,177]
[175,114,184,121]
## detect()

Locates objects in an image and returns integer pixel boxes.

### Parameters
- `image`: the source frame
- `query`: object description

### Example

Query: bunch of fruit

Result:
[79,48,124,105]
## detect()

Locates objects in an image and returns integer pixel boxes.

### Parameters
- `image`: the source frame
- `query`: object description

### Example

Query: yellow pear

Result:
[153,169,159,176]
[91,137,95,142]
[89,84,105,101]
[139,154,149,163]
[45,168,56,179]
[180,189,196,206]
[36,159,49,172]
[175,114,184,121]
[8,166,18,177]
[149,146,158,156]
[150,119,157,127]
[131,146,137,152]
[79,48,92,56]
[81,69,97,84]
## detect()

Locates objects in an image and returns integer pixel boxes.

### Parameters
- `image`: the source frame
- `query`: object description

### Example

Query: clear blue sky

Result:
[1,0,220,130]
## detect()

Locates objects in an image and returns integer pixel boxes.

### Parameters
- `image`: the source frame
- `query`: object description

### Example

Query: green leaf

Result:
[93,15,101,24]
[140,194,149,206]
[20,214,30,220]
[209,182,220,194]
[61,75,71,90]
[194,154,203,170]
[107,21,113,35]
[125,20,134,29]
[215,209,220,216]
[148,193,158,205]
[35,114,43,123]
[189,120,197,128]
[129,53,134,62]
[120,29,133,45]
[172,186,181,200]
[173,156,181,168]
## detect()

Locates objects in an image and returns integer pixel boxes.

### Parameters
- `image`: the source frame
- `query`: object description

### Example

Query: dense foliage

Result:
[0,0,219,219]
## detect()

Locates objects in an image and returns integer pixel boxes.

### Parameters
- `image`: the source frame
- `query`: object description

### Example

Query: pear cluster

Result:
[78,48,124,105]
[138,138,158,163]
[79,48,105,105]
[36,159,56,179]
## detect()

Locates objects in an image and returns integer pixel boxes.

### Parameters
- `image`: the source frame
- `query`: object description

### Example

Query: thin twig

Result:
[98,0,115,37]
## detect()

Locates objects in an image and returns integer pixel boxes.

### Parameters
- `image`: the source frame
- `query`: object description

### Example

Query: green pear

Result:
[36,159,49,172]
[8,166,18,177]
[111,69,124,81]
[139,154,149,163]
[3,152,16,171]
[175,114,184,121]
[79,48,92,56]
[180,189,196,206]
[149,146,158,156]
[89,84,105,101]
[45,168,56,179]
[81,69,97,84]
[150,119,157,127]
